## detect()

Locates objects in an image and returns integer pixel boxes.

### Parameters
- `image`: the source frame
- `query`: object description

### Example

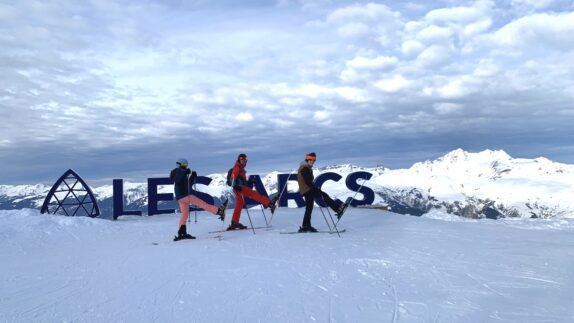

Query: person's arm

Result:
[189,170,197,184]
[231,164,242,191]
[301,167,315,189]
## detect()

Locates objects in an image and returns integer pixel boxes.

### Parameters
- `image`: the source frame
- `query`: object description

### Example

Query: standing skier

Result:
[228,153,278,230]
[172,158,227,240]
[297,152,345,232]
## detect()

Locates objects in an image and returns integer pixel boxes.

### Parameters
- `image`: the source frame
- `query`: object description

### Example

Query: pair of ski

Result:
[279,229,347,234]
[208,225,272,234]
[279,196,353,235]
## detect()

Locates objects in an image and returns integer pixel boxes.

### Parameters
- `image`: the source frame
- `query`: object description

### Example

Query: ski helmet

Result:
[176,158,189,167]
[305,152,316,161]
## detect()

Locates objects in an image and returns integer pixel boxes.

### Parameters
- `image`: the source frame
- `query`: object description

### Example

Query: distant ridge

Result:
[1,149,573,219]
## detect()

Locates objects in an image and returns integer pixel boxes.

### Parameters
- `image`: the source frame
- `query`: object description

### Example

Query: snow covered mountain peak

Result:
[408,149,515,179]
[421,148,511,167]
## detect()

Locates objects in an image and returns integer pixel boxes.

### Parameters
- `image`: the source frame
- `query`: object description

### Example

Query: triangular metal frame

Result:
[40,169,100,217]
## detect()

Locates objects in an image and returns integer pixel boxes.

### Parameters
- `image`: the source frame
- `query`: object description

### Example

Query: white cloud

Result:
[313,110,329,121]
[401,39,424,56]
[327,3,398,23]
[373,75,411,93]
[337,22,370,37]
[416,45,451,67]
[0,139,12,147]
[3,0,574,183]
[437,79,469,99]
[346,55,398,69]
[463,18,493,36]
[235,112,254,122]
[492,12,574,51]
[322,2,403,45]
[511,0,555,10]
[433,102,463,115]
[417,25,453,43]
[473,59,499,77]
[335,86,368,102]
[339,68,364,82]
[340,55,399,83]
[425,0,493,24]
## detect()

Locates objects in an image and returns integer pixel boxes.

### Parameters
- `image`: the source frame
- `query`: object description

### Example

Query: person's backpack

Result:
[169,168,177,182]
[226,168,233,186]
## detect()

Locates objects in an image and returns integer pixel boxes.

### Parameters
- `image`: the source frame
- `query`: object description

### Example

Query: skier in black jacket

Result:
[171,158,227,240]
[296,152,344,232]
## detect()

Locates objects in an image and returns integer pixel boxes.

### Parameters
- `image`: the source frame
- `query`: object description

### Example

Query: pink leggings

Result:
[178,195,218,226]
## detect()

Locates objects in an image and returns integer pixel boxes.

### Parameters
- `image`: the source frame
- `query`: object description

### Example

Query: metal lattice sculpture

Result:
[40,169,100,217]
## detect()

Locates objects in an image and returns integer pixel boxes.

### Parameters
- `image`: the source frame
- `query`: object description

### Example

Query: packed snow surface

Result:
[1,208,574,322]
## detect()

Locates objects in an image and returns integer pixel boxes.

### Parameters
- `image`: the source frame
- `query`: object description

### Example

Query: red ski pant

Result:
[232,186,271,223]
[178,194,218,226]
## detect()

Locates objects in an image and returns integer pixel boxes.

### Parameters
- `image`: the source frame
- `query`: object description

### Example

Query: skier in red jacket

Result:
[228,153,278,230]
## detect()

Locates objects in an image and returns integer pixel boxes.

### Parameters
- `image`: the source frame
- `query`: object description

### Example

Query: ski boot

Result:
[217,198,229,221]
[268,196,279,215]
[227,221,248,231]
[298,225,318,233]
[174,225,196,241]
[336,197,353,220]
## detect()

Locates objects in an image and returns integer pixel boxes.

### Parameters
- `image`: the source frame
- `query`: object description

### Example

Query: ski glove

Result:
[246,178,254,187]
[185,168,191,175]
[233,185,242,192]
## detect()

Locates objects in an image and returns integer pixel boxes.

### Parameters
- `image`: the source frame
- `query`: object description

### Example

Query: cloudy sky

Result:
[1,0,574,185]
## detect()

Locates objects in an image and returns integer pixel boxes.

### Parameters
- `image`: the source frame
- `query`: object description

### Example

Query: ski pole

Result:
[189,170,193,224]
[193,183,198,224]
[268,168,294,226]
[245,206,255,235]
[336,177,373,225]
[318,206,333,232]
[237,190,255,234]
[259,205,269,227]
[324,207,342,238]
[215,191,231,241]
[241,192,256,235]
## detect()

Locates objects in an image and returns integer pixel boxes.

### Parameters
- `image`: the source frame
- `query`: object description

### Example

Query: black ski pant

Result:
[302,188,340,227]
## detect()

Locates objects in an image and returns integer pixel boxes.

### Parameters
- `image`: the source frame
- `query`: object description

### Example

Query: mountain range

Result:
[1,149,573,219]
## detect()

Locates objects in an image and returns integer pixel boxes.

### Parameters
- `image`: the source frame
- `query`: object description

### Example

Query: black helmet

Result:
[305,152,316,161]
[237,153,247,162]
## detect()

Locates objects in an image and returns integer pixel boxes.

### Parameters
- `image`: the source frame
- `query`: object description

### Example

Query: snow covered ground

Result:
[1,207,574,322]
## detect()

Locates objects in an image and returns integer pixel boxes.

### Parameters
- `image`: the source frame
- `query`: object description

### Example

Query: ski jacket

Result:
[230,161,247,187]
[173,167,190,200]
[297,161,314,195]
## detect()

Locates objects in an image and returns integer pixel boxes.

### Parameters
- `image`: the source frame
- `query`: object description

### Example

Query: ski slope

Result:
[1,208,573,322]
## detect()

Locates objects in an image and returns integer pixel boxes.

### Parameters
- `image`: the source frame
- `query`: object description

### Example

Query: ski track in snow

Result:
[1,208,574,322]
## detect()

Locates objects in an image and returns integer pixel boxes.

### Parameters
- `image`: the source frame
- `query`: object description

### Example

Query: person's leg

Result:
[319,191,342,213]
[231,190,244,223]
[186,194,218,214]
[302,190,314,227]
[240,186,271,206]
[178,198,190,226]
[176,198,195,238]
